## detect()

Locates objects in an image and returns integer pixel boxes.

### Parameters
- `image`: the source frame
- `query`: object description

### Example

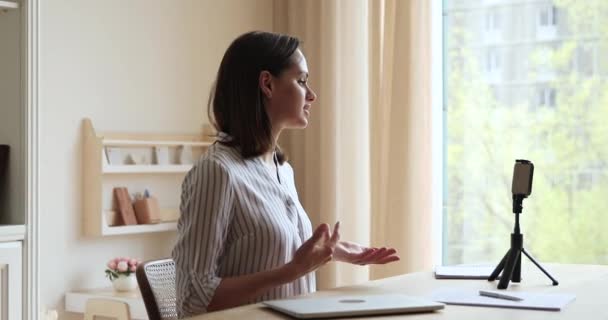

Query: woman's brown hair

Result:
[208,31,301,164]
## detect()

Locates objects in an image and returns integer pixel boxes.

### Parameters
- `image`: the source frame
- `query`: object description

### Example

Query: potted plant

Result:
[105,257,139,292]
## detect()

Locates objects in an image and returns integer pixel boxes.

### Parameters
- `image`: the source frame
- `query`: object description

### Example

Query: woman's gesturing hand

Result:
[333,241,400,265]
[287,222,340,277]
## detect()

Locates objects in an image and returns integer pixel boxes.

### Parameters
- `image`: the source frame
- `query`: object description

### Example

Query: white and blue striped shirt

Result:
[172,135,315,318]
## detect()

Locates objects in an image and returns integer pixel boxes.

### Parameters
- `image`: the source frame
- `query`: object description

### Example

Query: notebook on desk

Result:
[434,264,497,279]
[431,287,576,311]
[263,294,445,319]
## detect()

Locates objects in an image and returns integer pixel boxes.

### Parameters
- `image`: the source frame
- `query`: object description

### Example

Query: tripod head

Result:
[511,160,534,214]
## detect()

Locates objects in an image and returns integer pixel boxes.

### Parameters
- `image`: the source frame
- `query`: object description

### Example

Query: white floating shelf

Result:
[83,118,209,237]
[0,225,25,242]
[103,139,212,147]
[103,164,192,174]
[0,1,19,9]
[101,222,177,236]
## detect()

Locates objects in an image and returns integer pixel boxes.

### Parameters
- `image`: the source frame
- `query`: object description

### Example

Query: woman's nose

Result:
[306,87,317,102]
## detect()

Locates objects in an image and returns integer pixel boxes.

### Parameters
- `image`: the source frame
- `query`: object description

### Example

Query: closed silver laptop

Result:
[263,294,444,319]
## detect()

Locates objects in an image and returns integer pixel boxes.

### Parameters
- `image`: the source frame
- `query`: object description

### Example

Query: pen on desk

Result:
[479,290,524,301]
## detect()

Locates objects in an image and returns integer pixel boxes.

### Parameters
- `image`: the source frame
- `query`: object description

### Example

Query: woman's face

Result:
[262,49,317,132]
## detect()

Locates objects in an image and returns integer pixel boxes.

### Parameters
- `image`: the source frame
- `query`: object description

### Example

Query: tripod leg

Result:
[497,248,520,289]
[512,251,522,282]
[522,248,559,286]
[488,250,509,281]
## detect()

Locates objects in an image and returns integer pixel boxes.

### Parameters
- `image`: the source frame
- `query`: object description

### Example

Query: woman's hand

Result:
[287,222,340,277]
[334,241,400,265]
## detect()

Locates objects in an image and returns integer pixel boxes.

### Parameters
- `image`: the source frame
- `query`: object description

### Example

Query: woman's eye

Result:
[298,79,307,85]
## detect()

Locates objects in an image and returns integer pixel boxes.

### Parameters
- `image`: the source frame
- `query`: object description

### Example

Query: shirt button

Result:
[286,198,294,207]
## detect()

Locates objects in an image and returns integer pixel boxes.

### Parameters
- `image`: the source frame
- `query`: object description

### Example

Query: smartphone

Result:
[511,159,534,197]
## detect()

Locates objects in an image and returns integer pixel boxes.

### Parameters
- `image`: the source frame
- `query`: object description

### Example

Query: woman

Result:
[172,31,399,318]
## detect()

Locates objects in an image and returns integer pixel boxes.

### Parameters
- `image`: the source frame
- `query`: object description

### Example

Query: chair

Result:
[136,258,178,320]
[84,298,131,320]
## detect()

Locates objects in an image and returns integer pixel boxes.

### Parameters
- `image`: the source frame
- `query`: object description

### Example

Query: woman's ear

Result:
[259,71,273,99]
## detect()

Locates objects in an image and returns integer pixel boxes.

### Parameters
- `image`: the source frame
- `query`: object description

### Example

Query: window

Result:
[538,6,558,26]
[485,11,501,31]
[484,10,502,43]
[537,5,558,39]
[486,50,500,72]
[485,49,502,83]
[443,0,608,265]
[537,87,556,108]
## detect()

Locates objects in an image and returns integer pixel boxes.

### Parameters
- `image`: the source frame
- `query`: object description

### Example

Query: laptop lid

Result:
[263,294,444,319]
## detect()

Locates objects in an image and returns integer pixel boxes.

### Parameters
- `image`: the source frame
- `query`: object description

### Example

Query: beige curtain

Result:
[274,0,433,288]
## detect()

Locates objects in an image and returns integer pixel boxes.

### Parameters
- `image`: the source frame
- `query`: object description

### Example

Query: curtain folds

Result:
[274,0,433,288]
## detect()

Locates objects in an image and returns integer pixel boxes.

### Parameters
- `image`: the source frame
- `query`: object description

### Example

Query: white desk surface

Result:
[186,264,608,319]
[65,287,148,319]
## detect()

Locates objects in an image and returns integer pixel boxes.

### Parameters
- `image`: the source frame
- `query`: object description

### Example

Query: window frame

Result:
[431,0,445,266]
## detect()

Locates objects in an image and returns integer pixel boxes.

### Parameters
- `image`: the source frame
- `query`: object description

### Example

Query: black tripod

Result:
[488,194,559,289]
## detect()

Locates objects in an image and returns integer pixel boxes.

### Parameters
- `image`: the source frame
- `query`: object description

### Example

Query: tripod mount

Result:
[488,160,559,289]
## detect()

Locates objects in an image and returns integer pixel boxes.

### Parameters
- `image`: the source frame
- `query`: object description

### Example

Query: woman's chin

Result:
[287,118,309,129]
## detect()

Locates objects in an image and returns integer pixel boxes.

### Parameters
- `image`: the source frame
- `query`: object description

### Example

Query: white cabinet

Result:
[0,226,24,320]
[1,2,28,320]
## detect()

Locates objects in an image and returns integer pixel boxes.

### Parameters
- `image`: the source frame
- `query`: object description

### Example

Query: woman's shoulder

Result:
[194,142,244,173]
[280,159,294,173]
[279,160,296,181]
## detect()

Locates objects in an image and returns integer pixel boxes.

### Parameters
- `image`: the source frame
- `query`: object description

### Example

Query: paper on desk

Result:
[434,264,496,279]
[430,287,575,311]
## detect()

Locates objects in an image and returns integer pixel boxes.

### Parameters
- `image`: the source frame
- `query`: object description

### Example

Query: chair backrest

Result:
[136,258,177,320]
[84,298,131,320]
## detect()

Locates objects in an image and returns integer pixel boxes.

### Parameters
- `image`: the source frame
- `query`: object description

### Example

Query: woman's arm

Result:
[207,222,340,311]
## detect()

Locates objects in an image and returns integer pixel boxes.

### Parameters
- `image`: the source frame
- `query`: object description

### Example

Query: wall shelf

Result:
[102,221,178,236]
[0,1,18,10]
[103,139,212,147]
[102,164,193,174]
[83,118,212,236]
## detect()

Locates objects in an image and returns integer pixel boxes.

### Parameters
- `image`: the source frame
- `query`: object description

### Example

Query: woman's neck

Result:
[261,129,281,166]
[261,150,275,166]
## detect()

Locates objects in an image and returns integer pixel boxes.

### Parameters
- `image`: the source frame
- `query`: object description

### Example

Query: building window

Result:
[538,87,556,107]
[538,6,558,26]
[537,6,558,39]
[486,11,501,31]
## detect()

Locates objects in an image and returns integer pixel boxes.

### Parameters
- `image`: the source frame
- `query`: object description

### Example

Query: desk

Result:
[186,264,608,319]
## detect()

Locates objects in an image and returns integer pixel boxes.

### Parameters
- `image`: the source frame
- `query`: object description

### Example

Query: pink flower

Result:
[130,265,137,272]
[117,261,129,272]
[129,259,138,267]
[107,261,117,270]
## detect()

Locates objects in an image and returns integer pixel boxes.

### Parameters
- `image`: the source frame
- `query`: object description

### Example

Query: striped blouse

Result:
[172,135,315,318]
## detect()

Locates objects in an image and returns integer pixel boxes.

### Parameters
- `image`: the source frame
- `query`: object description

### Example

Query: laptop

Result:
[263,294,444,319]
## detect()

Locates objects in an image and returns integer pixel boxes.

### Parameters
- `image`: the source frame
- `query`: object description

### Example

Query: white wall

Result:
[39,0,274,317]
[0,5,24,225]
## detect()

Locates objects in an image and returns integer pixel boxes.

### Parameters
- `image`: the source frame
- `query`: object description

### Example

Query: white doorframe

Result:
[23,0,40,319]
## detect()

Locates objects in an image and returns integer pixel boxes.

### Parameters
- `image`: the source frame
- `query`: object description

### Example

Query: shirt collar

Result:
[217,131,233,143]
